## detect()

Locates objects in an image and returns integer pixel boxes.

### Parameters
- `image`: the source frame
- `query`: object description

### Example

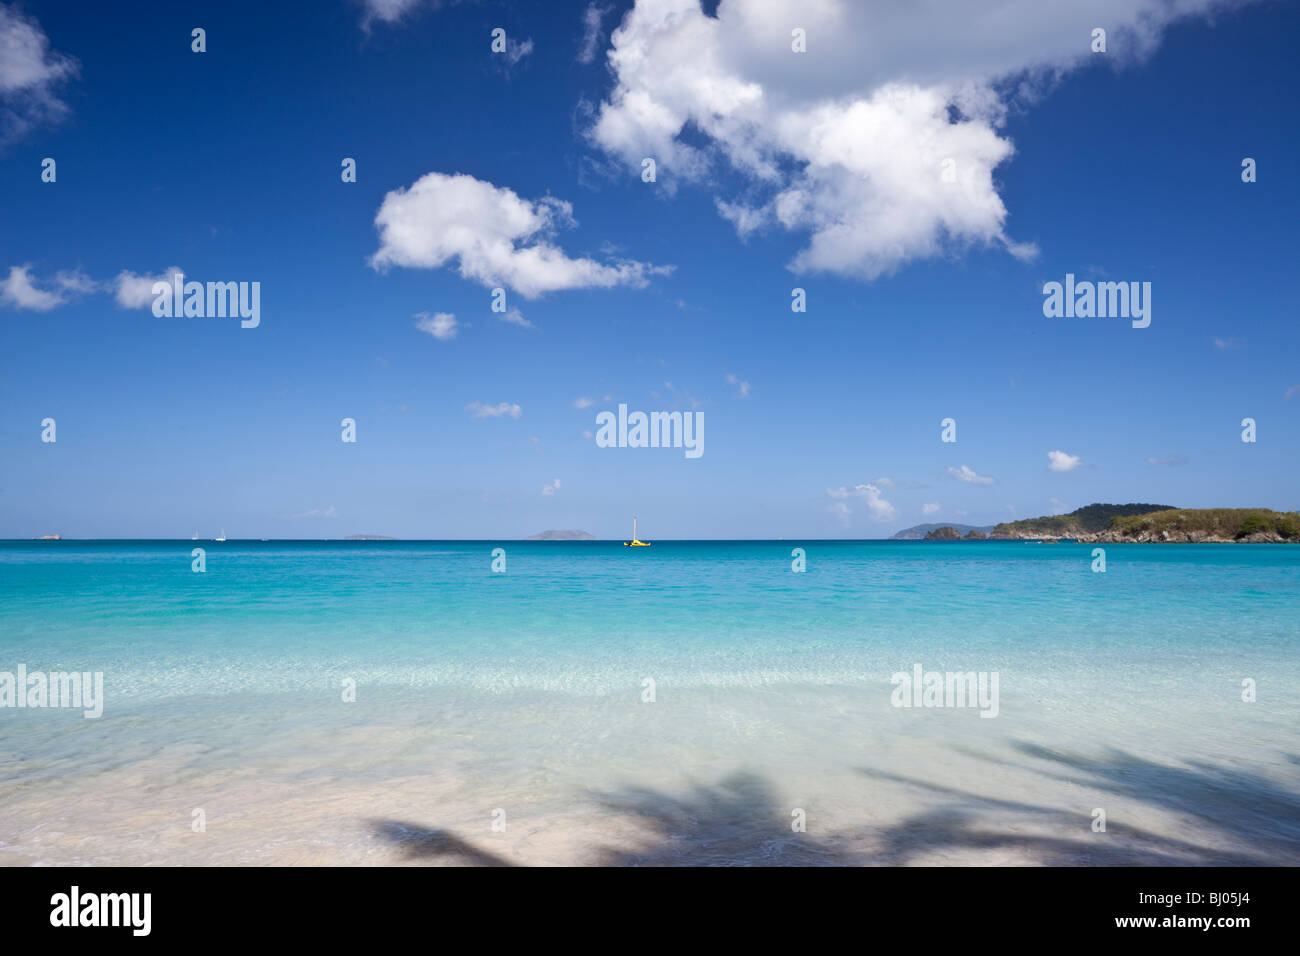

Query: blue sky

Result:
[1,0,1296,539]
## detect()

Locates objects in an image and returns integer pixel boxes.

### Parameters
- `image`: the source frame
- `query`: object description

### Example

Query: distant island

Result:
[924,527,988,540]
[526,530,597,540]
[948,503,1300,543]
[893,522,994,540]
[345,535,398,541]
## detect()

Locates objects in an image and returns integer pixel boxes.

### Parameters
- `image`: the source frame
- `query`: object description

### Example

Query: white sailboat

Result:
[215,529,227,542]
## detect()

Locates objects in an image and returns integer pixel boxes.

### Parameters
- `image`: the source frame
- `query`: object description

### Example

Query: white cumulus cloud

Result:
[588,0,1238,280]
[542,478,561,496]
[0,265,95,311]
[370,171,670,298]
[114,267,183,309]
[415,311,458,341]
[1047,450,1082,472]
[1,264,62,310]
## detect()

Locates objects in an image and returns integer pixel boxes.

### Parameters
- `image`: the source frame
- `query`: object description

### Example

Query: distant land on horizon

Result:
[996,503,1177,536]
[9,506,1299,543]
[918,503,1300,543]
[990,502,1175,539]
[892,522,996,540]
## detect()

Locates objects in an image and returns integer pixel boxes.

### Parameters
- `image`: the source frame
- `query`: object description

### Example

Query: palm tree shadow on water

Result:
[369,749,1300,866]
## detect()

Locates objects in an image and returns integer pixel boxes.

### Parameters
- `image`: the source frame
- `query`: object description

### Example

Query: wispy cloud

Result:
[879,477,931,491]
[922,502,940,515]
[500,306,533,328]
[358,0,422,29]
[577,3,612,64]
[291,505,337,519]
[491,36,535,75]
[0,6,77,146]
[466,401,522,419]
[662,381,705,409]
[947,464,995,486]
[572,396,594,409]
[826,483,897,522]
[53,269,97,295]
[725,372,751,397]
[541,478,561,496]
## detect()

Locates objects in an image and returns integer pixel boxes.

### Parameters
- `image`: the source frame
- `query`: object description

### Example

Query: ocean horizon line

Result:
[6,537,1292,545]
[0,538,920,546]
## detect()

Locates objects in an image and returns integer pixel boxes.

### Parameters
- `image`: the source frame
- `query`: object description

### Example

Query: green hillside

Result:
[992,502,1174,537]
[1109,508,1300,540]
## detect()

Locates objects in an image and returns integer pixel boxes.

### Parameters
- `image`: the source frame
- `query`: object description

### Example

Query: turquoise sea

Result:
[2,540,1298,865]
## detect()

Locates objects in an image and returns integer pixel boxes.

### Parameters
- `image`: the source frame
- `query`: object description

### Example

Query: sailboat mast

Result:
[633,516,637,541]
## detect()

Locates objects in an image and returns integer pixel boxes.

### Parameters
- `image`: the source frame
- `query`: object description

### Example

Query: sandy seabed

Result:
[3,681,1296,866]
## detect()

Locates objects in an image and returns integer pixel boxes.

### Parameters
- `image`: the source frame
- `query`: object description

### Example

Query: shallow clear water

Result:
[2,540,1297,865]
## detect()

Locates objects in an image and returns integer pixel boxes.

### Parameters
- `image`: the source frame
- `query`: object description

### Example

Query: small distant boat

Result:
[623,516,650,547]
[215,530,227,542]
[192,532,198,541]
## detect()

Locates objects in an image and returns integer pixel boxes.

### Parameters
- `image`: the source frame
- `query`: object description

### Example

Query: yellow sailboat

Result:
[624,516,651,547]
